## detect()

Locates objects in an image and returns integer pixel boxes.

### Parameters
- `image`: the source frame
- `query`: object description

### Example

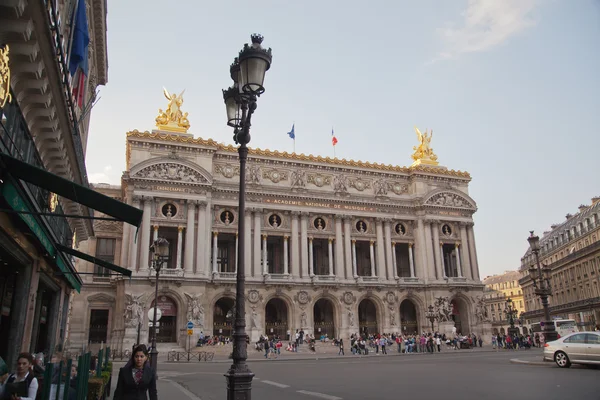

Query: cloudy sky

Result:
[85,0,600,278]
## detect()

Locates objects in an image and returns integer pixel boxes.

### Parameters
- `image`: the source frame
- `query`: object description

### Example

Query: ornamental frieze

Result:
[349,178,371,192]
[133,162,209,183]
[214,163,240,178]
[262,169,288,183]
[426,192,475,209]
[307,173,331,188]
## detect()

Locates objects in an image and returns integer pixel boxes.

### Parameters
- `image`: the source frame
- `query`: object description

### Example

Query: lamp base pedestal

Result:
[149,348,158,371]
[225,368,254,400]
[507,327,520,337]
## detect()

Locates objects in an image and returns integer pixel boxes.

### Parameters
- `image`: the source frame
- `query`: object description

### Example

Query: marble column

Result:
[408,243,416,278]
[128,197,141,271]
[467,224,480,281]
[283,235,289,275]
[334,217,344,279]
[184,202,195,274]
[431,222,443,280]
[455,242,463,277]
[244,210,252,277]
[351,240,358,277]
[328,238,334,276]
[439,242,446,278]
[375,220,386,278]
[253,210,262,277]
[459,223,473,280]
[195,201,207,275]
[369,240,376,277]
[290,212,300,278]
[300,212,309,278]
[414,218,428,280]
[343,217,353,279]
[391,242,398,278]
[139,197,153,272]
[176,226,184,269]
[153,225,158,242]
[262,234,268,275]
[383,220,394,280]
[212,231,218,274]
[308,238,314,276]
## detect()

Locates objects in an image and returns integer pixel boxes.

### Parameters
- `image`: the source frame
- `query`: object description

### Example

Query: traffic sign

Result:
[187,329,193,336]
[187,321,194,329]
[148,307,162,321]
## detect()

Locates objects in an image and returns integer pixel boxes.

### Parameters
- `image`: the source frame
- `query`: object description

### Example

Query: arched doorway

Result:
[450,298,470,335]
[522,327,529,335]
[265,298,288,339]
[492,328,499,335]
[213,298,235,338]
[313,299,335,339]
[150,296,177,343]
[358,299,378,337]
[400,300,418,335]
[500,327,506,335]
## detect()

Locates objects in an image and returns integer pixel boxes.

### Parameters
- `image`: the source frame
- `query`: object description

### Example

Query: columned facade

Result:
[68,128,486,351]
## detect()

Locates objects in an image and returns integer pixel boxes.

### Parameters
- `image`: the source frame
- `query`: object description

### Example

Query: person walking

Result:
[113,344,158,400]
[0,353,38,400]
[380,337,387,355]
[338,339,345,356]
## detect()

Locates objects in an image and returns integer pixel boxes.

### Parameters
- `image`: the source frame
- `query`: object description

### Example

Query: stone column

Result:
[262,234,268,275]
[184,202,195,274]
[414,218,428,280]
[334,217,344,279]
[300,212,309,278]
[459,223,473,280]
[253,210,262,277]
[204,202,213,276]
[308,237,314,276]
[383,220,394,280]
[391,242,398,278]
[120,212,131,268]
[343,217,353,279]
[423,220,436,280]
[431,222,443,280]
[351,240,358,277]
[139,196,152,272]
[235,232,239,273]
[244,210,252,277]
[439,242,446,278]
[128,197,141,271]
[455,242,463,277]
[212,231,218,274]
[408,243,415,278]
[283,235,289,274]
[369,240,376,277]
[196,201,207,275]
[328,238,334,276]
[176,226,184,269]
[290,212,300,278]
[153,225,158,242]
[467,224,480,281]
[375,220,386,278]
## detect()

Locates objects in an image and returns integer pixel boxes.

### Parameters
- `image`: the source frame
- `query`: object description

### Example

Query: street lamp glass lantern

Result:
[527,231,540,252]
[238,34,272,95]
[222,86,241,127]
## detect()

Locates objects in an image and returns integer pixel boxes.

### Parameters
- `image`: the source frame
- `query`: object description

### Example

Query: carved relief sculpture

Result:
[347,307,355,326]
[475,296,490,322]
[434,296,452,322]
[185,293,205,327]
[389,306,397,326]
[426,192,474,209]
[373,179,388,197]
[290,169,307,188]
[124,293,146,328]
[134,163,208,183]
[333,174,348,194]
[349,178,371,192]
[215,164,240,179]
[307,174,331,188]
[246,165,261,184]
[300,311,308,328]
[263,169,288,183]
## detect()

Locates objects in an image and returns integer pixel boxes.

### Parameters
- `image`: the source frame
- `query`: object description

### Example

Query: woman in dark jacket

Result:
[114,344,157,400]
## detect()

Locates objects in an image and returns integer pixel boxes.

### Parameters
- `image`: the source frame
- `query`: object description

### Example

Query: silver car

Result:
[543,331,600,368]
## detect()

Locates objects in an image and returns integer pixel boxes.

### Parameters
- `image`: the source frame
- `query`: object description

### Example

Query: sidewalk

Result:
[509,352,552,367]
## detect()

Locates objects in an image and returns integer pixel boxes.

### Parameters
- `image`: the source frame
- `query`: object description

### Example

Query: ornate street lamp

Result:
[527,231,558,342]
[504,298,520,337]
[425,305,438,333]
[222,33,272,400]
[149,237,169,371]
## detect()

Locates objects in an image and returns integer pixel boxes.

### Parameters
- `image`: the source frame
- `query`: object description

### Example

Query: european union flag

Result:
[287,124,295,140]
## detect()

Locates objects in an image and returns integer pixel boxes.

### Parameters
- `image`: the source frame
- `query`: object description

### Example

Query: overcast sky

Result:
[85,0,600,278]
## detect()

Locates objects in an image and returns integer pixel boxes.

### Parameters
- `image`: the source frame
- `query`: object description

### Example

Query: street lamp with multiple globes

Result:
[222,33,272,400]
[149,237,170,371]
[527,231,558,342]
[425,305,438,333]
[504,298,520,337]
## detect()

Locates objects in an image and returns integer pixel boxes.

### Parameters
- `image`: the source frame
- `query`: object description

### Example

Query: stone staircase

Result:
[191,341,342,358]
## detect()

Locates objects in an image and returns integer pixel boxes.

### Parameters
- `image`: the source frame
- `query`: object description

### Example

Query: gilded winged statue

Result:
[155,88,190,132]
[411,126,439,165]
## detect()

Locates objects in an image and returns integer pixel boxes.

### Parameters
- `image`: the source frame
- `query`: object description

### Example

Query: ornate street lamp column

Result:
[527,231,558,342]
[222,34,272,400]
[149,237,170,371]
[425,305,438,333]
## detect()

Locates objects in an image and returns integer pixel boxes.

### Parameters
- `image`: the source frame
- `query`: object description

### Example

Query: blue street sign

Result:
[187,321,194,329]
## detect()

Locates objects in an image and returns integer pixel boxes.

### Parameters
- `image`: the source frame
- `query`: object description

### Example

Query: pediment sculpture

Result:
[426,192,475,209]
[133,163,209,183]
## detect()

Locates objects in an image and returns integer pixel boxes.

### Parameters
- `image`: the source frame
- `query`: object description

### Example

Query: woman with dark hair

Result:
[0,352,39,400]
[113,344,157,400]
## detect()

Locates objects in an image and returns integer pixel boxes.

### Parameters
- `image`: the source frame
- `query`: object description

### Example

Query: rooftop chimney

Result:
[578,204,588,213]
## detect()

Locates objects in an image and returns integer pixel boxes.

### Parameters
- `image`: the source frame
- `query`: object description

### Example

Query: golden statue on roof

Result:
[411,126,439,167]
[155,88,190,133]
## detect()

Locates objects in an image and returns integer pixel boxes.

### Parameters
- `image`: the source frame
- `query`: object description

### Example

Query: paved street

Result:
[141,349,599,400]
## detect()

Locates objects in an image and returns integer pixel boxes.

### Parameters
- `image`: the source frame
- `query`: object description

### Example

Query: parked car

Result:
[543,331,600,368]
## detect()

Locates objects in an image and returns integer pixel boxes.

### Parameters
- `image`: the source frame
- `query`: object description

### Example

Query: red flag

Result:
[72,68,86,108]
[331,128,338,146]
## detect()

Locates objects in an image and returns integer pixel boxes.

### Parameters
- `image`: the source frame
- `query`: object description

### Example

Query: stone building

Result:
[520,198,600,331]
[482,271,526,335]
[68,97,489,353]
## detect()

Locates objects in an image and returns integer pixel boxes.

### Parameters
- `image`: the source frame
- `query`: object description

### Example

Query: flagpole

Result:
[293,138,296,154]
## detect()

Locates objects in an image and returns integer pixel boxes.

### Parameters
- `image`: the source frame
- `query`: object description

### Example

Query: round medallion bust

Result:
[297,290,310,305]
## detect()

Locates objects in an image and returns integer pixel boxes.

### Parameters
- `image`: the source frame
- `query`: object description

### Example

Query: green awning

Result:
[57,244,132,277]
[0,153,142,228]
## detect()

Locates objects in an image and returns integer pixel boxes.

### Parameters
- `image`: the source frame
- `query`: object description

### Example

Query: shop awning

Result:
[57,244,132,277]
[0,153,142,227]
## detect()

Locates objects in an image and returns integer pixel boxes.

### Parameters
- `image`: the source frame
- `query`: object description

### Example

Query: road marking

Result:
[297,390,342,400]
[261,380,290,388]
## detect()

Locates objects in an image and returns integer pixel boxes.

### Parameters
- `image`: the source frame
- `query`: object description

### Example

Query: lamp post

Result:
[222,33,272,400]
[527,231,558,342]
[504,298,519,337]
[425,305,438,333]
[149,237,170,371]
